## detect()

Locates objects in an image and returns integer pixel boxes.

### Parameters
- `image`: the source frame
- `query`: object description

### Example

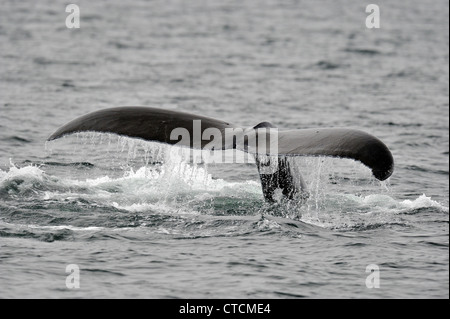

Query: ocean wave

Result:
[343,48,382,55]
[400,194,448,212]
[0,163,48,196]
[1,159,448,239]
[0,223,76,242]
[299,192,448,231]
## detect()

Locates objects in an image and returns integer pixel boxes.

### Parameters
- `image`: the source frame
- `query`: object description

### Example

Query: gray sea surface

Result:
[0,0,448,298]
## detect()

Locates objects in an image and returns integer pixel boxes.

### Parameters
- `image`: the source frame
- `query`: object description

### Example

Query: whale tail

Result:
[48,107,394,202]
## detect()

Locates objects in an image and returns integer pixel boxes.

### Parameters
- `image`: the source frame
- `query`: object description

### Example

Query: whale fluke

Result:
[48,106,394,202]
[48,107,237,149]
[276,128,394,181]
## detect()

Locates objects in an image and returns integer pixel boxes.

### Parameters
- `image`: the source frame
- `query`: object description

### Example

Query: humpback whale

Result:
[48,107,394,202]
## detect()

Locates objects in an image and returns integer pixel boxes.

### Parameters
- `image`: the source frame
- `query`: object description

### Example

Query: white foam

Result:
[298,191,450,230]
[0,161,45,183]
[0,221,104,232]
[2,158,448,220]
[257,218,281,230]
[400,194,449,212]
[27,224,104,231]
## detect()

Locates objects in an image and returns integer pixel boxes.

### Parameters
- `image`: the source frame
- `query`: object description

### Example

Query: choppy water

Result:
[0,0,448,299]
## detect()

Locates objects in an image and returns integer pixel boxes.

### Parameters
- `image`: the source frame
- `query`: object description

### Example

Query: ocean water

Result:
[0,0,448,299]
